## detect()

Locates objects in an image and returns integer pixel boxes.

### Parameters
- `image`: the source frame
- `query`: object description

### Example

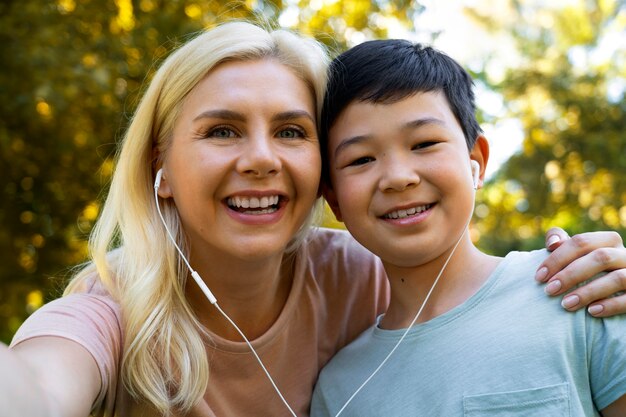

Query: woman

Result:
[3,21,626,417]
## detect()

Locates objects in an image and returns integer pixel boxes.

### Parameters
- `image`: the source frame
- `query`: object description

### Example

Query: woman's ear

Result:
[153,148,173,198]
[469,135,490,190]
[155,167,173,198]
[321,183,343,222]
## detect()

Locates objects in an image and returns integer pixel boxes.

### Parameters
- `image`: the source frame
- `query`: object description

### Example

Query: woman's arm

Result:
[1,337,101,417]
[538,228,626,316]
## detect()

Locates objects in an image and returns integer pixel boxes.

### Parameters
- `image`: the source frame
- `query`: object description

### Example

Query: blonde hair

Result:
[65,21,329,414]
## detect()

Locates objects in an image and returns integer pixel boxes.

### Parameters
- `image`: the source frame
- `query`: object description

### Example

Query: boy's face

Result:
[324,91,488,268]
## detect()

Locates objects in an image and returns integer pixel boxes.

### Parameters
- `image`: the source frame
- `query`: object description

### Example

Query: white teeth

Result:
[227,195,280,209]
[242,208,276,215]
[384,204,430,219]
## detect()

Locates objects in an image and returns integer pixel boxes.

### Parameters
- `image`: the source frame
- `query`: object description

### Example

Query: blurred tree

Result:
[0,0,421,342]
[466,0,626,254]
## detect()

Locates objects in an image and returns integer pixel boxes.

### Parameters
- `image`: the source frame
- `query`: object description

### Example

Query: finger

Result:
[587,292,626,317]
[545,227,569,252]
[544,247,624,295]
[559,268,626,311]
[536,232,623,283]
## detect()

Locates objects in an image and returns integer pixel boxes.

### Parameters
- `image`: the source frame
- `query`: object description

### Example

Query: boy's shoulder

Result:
[315,249,552,381]
[313,248,626,416]
[492,249,549,289]
[501,248,549,268]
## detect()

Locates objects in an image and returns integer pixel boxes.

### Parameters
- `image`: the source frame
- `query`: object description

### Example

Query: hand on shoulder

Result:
[537,227,626,317]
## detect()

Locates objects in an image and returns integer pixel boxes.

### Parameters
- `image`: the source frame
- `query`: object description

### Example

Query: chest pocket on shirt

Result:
[463,383,570,417]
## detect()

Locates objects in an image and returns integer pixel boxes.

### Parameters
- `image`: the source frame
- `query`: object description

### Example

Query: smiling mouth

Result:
[382,204,433,219]
[226,195,282,214]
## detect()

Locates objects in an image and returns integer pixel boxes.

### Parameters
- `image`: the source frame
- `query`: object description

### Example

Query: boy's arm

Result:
[538,228,626,316]
[601,394,626,417]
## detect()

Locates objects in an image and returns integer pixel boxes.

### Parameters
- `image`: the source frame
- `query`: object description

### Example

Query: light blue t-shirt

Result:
[311,250,626,416]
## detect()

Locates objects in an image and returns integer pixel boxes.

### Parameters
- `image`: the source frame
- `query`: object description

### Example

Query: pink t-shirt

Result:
[11,228,389,416]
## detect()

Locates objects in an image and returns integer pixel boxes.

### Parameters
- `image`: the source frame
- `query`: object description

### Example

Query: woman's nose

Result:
[236,135,282,177]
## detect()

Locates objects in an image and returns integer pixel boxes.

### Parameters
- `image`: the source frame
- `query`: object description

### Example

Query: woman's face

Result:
[158,59,321,264]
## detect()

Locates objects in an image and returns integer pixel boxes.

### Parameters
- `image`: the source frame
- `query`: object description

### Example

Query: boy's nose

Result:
[236,135,281,177]
[379,157,420,192]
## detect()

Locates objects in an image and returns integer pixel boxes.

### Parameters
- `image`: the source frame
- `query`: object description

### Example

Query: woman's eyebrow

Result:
[192,110,315,124]
[271,110,315,123]
[193,109,245,122]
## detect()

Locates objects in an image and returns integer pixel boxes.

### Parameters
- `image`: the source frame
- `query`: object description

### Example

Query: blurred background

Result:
[1,0,624,343]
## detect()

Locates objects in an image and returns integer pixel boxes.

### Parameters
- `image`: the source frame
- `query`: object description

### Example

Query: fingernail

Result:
[588,304,604,315]
[535,267,548,282]
[547,235,560,248]
[545,280,562,295]
[561,294,580,309]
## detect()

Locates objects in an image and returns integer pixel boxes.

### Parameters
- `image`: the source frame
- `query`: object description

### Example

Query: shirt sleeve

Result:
[310,381,334,417]
[10,292,122,412]
[586,313,626,410]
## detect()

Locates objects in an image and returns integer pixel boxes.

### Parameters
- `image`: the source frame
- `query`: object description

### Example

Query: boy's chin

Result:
[378,248,438,269]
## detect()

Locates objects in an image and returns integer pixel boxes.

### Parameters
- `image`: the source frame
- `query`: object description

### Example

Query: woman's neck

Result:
[185,250,296,341]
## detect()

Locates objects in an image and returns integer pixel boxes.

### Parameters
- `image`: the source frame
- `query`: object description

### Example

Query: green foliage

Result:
[469,0,626,255]
[0,0,260,343]
[2,0,623,344]
[0,0,421,343]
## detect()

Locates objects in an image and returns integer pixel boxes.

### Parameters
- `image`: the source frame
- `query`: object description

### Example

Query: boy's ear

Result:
[469,135,490,189]
[321,183,343,222]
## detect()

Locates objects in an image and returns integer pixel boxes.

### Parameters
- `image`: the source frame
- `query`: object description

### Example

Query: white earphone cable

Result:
[154,180,298,417]
[333,224,467,417]
[333,165,478,417]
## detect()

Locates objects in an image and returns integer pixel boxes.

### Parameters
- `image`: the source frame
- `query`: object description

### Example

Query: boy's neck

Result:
[380,238,501,330]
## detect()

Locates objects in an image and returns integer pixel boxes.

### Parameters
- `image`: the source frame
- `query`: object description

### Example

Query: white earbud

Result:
[154,168,163,189]
[470,160,480,190]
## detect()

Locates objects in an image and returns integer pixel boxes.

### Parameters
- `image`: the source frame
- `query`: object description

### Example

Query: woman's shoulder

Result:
[304,227,378,265]
[10,276,122,349]
[300,227,386,291]
[297,228,389,345]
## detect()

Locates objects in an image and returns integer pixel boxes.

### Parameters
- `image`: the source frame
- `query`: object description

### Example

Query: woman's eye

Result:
[277,127,305,139]
[208,127,237,138]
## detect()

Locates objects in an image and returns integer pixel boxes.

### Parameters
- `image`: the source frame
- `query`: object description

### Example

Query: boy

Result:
[311,40,626,416]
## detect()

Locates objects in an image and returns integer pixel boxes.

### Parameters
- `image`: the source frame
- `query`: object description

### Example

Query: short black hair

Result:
[321,39,482,182]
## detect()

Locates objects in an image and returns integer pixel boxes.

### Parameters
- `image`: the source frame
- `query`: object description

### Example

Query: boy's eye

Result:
[277,127,305,139]
[348,156,375,166]
[412,141,438,150]
[208,127,237,138]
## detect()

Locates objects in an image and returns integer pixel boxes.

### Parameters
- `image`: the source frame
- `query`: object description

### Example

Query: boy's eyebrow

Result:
[333,117,446,155]
[333,135,370,156]
[404,117,446,130]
